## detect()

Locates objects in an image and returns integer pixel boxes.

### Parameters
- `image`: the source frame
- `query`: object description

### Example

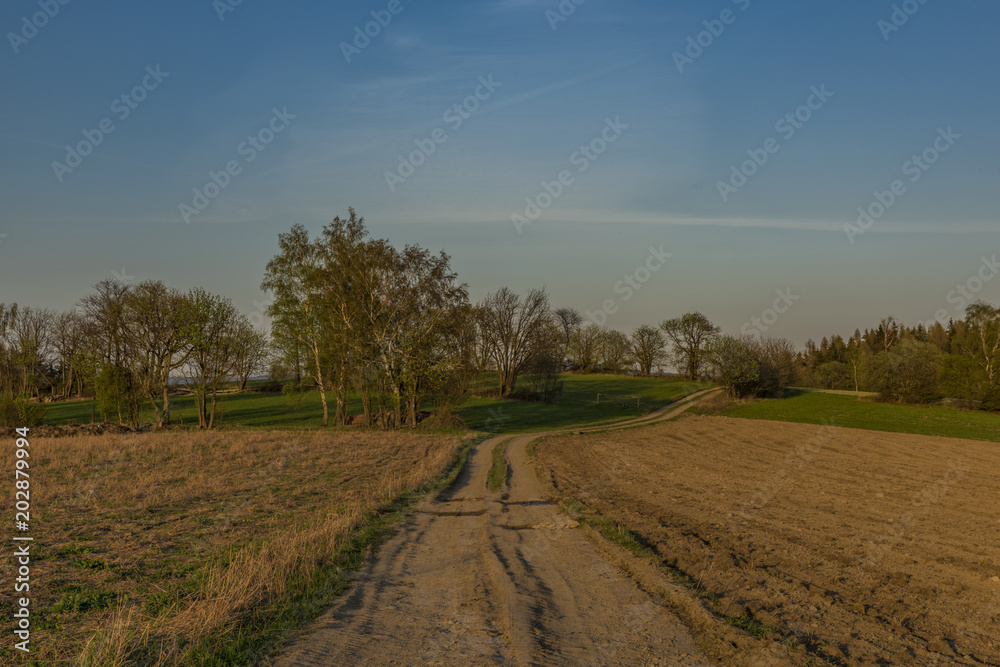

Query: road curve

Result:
[270,389,720,667]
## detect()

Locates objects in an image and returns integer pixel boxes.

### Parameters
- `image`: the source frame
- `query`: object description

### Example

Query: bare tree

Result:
[124,281,191,426]
[231,324,270,392]
[597,328,632,374]
[745,336,796,396]
[8,306,53,400]
[554,307,582,367]
[477,287,553,397]
[572,323,602,373]
[630,325,666,377]
[660,312,720,380]
[50,311,87,399]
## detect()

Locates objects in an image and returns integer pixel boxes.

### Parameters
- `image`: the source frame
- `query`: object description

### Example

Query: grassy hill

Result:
[40,375,713,434]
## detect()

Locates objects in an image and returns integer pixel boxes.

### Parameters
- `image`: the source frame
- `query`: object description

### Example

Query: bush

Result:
[979,387,1000,412]
[281,382,308,408]
[0,393,46,427]
[254,379,283,393]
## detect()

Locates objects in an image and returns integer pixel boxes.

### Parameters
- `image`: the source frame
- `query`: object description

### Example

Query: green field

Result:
[459,375,711,434]
[40,375,712,434]
[712,390,1000,443]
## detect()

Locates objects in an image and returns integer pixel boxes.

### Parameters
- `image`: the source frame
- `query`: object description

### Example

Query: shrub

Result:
[0,393,46,427]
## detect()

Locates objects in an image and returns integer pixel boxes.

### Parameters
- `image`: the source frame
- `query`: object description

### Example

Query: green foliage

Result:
[813,361,849,390]
[659,312,720,380]
[95,365,139,425]
[0,392,46,427]
[939,354,989,402]
[460,375,711,434]
[43,374,710,433]
[49,591,117,614]
[487,440,508,492]
[705,336,760,398]
[282,382,308,408]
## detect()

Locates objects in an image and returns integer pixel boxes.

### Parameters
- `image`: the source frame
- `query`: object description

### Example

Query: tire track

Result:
[270,389,719,666]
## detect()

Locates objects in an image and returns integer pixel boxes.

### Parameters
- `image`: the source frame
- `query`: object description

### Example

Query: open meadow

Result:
[534,415,1000,666]
[0,429,473,665]
[700,390,1000,443]
[39,375,712,434]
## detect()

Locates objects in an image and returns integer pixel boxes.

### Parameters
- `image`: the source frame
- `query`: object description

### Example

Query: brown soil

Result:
[533,415,1000,666]
[270,393,722,666]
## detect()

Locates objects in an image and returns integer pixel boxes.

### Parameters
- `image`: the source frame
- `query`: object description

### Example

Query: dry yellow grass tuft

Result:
[0,429,465,664]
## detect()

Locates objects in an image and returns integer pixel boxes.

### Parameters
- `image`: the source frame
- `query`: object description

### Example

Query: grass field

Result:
[703,389,1000,443]
[458,375,712,434]
[40,387,352,429]
[41,375,713,434]
[0,430,473,665]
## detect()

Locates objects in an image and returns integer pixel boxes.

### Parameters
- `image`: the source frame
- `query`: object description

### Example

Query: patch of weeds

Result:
[58,544,93,557]
[36,613,61,631]
[725,614,779,639]
[144,589,183,616]
[74,558,108,570]
[488,440,508,492]
[49,590,118,614]
[111,565,140,578]
[588,518,656,559]
[560,498,587,520]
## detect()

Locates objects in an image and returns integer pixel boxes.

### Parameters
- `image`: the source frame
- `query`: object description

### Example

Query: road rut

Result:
[271,390,719,666]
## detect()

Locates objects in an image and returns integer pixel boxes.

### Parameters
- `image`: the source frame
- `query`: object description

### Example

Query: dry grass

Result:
[0,429,466,664]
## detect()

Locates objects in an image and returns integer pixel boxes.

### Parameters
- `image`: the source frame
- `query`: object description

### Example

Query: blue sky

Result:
[0,0,997,346]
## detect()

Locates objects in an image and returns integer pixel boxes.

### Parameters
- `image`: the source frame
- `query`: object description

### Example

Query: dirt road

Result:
[270,391,718,666]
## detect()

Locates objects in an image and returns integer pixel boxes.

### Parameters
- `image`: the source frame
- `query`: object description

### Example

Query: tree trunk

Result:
[161,384,171,427]
[312,343,329,427]
[208,389,217,430]
[392,386,402,430]
[361,380,371,426]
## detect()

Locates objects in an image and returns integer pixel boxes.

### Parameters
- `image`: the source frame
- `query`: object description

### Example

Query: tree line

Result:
[4,209,1000,428]
[0,282,267,428]
[795,308,1000,407]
